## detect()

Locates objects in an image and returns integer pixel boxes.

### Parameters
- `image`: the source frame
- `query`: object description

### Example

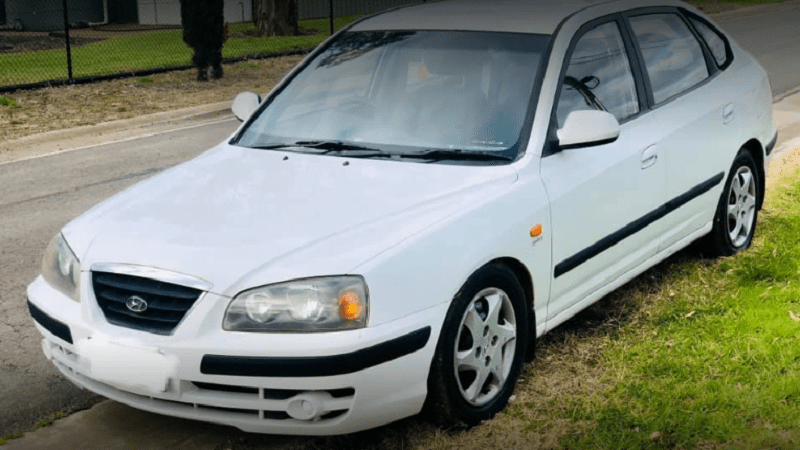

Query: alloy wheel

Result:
[726,165,757,247]
[453,287,517,406]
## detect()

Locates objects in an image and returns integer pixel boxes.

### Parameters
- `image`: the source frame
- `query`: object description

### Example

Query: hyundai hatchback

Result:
[28,0,776,435]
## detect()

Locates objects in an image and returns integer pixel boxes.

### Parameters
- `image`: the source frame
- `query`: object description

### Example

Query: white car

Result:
[28,0,776,435]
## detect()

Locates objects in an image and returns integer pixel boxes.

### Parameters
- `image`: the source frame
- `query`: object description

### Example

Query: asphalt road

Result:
[1,2,800,442]
[0,117,241,435]
[718,1,800,98]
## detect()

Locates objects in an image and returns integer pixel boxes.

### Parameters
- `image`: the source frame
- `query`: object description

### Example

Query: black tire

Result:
[425,263,528,427]
[707,149,760,256]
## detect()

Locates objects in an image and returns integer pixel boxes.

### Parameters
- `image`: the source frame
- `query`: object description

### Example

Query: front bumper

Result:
[27,276,444,435]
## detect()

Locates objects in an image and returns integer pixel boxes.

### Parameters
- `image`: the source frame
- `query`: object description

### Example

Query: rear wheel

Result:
[426,264,528,427]
[707,149,760,256]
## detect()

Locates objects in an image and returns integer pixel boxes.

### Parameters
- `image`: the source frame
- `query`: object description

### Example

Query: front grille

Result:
[92,271,203,335]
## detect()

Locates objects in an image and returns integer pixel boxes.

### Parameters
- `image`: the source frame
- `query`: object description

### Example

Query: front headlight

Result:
[42,233,81,302]
[224,276,368,332]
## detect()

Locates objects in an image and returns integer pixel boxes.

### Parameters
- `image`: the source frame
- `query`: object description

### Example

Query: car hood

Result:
[64,144,517,296]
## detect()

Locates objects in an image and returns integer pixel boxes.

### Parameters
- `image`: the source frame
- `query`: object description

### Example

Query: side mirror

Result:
[557,110,620,149]
[232,91,262,122]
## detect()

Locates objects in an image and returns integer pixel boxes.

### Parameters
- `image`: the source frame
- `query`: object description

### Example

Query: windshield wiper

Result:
[405,149,514,162]
[250,143,300,150]
[292,140,378,152]
[249,143,512,163]
[250,140,390,157]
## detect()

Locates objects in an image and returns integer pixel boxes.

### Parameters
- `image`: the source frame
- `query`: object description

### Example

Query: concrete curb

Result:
[0,101,235,165]
[772,92,800,157]
[0,400,296,450]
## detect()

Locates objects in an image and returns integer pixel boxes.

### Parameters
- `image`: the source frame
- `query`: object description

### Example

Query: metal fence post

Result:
[62,0,74,83]
[329,0,334,35]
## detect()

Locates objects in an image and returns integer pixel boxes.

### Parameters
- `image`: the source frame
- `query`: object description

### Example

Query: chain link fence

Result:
[0,0,429,93]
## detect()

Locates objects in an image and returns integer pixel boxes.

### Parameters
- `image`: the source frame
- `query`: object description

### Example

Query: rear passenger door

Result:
[622,9,737,251]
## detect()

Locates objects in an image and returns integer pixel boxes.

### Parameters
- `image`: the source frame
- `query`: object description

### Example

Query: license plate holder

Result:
[78,335,177,393]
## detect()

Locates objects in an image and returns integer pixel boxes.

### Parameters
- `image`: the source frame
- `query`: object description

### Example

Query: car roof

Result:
[349,0,691,35]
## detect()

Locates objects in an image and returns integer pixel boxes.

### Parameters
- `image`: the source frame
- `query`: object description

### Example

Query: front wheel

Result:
[707,149,760,256]
[425,264,528,427]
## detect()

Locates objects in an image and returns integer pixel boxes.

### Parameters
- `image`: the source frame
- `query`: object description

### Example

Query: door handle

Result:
[641,145,657,169]
[723,103,734,124]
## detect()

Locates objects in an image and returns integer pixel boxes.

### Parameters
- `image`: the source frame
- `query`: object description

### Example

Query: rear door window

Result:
[629,13,709,104]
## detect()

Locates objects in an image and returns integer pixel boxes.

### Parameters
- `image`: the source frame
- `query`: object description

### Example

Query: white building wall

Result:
[138,0,252,26]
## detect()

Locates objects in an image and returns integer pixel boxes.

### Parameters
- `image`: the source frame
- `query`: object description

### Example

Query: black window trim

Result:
[543,7,734,158]
[543,13,646,157]
[680,8,735,71]
[622,7,721,109]
[678,12,719,76]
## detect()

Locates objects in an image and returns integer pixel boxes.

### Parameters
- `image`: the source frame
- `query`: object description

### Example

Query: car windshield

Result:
[235,30,549,162]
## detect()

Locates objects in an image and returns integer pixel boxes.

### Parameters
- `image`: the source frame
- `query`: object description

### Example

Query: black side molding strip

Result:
[28,299,73,344]
[201,326,431,378]
[765,131,778,156]
[554,172,724,278]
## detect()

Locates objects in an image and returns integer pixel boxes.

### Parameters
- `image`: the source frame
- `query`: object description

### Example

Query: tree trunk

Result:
[254,0,299,37]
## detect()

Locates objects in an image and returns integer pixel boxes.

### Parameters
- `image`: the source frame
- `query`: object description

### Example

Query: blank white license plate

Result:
[78,336,178,393]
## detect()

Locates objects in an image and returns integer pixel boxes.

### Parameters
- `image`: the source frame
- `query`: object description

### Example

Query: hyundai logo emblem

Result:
[126,295,148,313]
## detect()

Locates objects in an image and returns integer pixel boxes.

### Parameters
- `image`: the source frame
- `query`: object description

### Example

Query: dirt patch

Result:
[767,146,800,190]
[0,55,304,143]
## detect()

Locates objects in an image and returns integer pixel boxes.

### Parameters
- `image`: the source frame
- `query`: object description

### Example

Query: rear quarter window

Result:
[688,16,730,67]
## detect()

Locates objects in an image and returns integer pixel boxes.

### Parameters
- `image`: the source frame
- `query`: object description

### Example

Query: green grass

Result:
[0,95,19,108]
[0,431,23,446]
[34,411,66,429]
[560,168,800,449]
[0,15,361,87]
[0,411,65,446]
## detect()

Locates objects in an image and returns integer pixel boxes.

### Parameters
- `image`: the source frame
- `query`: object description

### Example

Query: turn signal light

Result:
[530,223,543,237]
[339,290,364,321]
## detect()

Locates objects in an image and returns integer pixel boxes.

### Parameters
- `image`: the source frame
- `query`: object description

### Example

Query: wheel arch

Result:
[486,256,536,359]
[740,138,765,210]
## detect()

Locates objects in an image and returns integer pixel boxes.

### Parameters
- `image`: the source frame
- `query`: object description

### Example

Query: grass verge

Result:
[553,160,800,449]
